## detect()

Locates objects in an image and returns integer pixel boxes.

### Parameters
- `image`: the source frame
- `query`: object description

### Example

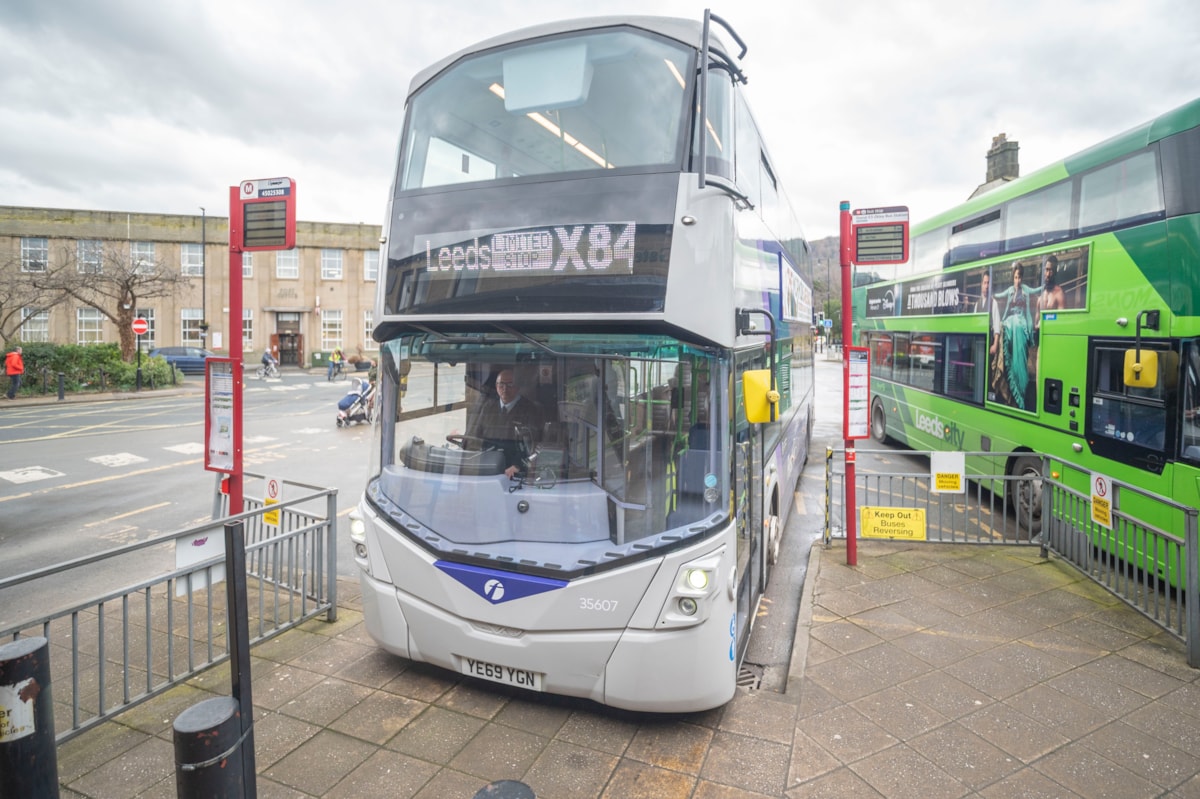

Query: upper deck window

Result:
[400,29,692,191]
[1078,150,1163,234]
[948,210,1001,266]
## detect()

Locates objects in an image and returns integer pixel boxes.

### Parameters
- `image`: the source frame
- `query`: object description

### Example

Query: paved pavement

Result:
[51,538,1200,798]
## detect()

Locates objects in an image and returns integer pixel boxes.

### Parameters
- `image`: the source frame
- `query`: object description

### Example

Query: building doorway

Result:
[273,313,304,366]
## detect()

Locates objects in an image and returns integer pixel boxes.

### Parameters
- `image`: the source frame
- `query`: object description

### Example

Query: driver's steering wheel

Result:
[445,434,486,450]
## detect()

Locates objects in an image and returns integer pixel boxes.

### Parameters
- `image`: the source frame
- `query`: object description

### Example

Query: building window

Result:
[276,250,299,279]
[21,238,48,273]
[321,309,343,351]
[135,309,157,350]
[21,308,50,343]
[242,251,253,278]
[363,310,377,351]
[364,250,379,282]
[182,308,204,346]
[131,242,156,275]
[321,249,343,280]
[78,240,103,273]
[77,307,104,344]
[243,309,254,353]
[181,243,204,276]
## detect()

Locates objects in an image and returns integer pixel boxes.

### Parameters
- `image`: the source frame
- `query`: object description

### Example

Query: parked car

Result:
[149,346,216,375]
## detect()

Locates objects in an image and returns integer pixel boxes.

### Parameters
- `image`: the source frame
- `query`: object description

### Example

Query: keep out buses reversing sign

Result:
[860,506,927,540]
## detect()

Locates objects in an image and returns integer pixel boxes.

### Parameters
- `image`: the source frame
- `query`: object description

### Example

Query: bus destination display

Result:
[420,222,639,275]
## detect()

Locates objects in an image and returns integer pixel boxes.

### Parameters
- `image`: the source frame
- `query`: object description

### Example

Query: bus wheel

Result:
[871,398,891,444]
[1011,455,1043,536]
[766,513,781,565]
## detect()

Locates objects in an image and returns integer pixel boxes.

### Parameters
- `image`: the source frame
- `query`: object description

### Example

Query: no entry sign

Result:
[131,318,149,336]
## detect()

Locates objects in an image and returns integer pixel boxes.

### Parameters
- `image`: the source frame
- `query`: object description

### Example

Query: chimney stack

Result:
[986,133,1020,183]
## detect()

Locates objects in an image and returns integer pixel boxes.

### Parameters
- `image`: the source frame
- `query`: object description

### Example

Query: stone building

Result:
[0,205,382,367]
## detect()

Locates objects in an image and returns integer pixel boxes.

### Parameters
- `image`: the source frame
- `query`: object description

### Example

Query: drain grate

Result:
[737,662,764,690]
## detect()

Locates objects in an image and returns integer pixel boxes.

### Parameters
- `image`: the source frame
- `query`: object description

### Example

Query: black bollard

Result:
[0,637,59,799]
[56,373,65,402]
[173,697,245,797]
[474,781,535,799]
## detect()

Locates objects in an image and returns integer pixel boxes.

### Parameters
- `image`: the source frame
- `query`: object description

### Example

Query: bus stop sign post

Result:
[839,202,858,566]
[841,203,910,567]
[176,177,296,798]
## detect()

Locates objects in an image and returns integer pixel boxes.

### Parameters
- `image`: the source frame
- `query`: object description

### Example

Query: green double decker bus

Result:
[854,97,1200,537]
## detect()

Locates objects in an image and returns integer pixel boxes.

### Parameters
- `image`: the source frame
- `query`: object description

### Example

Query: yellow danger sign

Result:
[933,472,964,493]
[861,506,927,540]
[263,499,280,527]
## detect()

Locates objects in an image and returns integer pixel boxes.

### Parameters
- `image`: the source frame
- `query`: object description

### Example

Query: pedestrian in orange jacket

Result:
[5,345,24,400]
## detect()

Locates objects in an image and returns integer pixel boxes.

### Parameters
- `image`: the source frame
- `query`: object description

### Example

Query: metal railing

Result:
[824,448,1040,544]
[0,472,337,743]
[1042,454,1199,663]
[824,447,1200,666]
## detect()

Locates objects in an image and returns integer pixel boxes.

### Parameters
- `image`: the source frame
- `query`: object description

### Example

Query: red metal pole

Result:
[839,201,857,566]
[227,186,245,515]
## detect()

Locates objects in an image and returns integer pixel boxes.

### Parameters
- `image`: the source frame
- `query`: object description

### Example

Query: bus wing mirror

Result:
[743,369,779,424]
[1124,349,1159,389]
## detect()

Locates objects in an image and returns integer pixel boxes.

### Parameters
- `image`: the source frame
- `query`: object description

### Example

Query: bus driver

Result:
[469,367,544,478]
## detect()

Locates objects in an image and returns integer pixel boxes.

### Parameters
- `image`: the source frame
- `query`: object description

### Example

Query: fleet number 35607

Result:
[579,598,619,611]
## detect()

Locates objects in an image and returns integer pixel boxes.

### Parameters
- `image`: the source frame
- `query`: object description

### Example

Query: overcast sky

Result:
[1,0,1197,241]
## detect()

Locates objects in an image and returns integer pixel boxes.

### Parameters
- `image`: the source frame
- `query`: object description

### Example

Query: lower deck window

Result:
[866,331,985,405]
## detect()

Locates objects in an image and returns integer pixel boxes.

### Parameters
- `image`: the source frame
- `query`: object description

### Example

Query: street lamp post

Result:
[826,257,832,343]
[200,207,208,346]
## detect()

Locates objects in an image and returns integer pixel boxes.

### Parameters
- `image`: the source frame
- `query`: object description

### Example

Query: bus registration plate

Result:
[460,656,543,691]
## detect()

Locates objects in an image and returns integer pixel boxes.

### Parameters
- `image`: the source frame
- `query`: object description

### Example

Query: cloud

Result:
[1,0,1197,239]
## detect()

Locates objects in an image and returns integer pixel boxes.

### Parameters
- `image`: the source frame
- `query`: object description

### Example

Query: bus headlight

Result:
[349,511,369,561]
[349,512,366,544]
[656,550,724,628]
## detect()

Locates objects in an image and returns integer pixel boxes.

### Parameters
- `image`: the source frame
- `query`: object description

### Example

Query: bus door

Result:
[733,353,765,663]
[1175,340,1200,503]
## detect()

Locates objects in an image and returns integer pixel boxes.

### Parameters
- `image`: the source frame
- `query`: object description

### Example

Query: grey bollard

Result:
[0,637,59,799]
[173,696,246,798]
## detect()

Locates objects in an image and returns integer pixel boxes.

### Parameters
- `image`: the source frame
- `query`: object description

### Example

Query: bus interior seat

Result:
[668,447,711,527]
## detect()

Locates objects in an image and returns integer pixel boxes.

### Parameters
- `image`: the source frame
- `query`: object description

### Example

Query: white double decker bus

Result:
[351,11,815,711]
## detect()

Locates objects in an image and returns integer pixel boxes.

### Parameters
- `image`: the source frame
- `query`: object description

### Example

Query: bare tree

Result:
[39,241,190,361]
[0,252,68,347]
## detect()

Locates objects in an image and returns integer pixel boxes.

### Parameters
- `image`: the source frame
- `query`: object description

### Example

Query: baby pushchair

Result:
[336,377,375,426]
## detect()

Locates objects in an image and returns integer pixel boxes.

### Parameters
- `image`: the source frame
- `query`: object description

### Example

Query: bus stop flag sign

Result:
[852,206,909,265]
